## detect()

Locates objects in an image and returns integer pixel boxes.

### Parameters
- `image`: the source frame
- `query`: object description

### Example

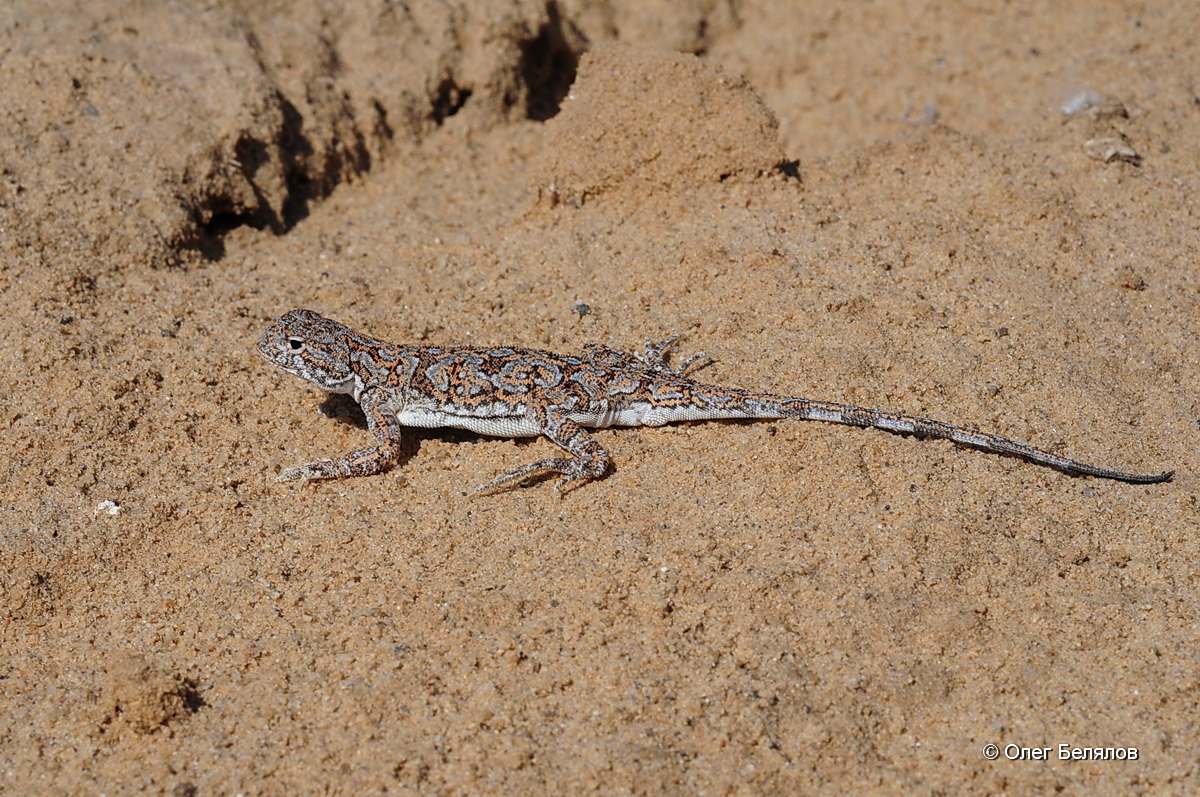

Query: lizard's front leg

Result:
[277,387,403,482]
[474,407,611,495]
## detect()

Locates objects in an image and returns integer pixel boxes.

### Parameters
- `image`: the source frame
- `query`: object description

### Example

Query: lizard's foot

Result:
[276,460,343,482]
[473,455,608,496]
[639,335,710,377]
[276,443,399,482]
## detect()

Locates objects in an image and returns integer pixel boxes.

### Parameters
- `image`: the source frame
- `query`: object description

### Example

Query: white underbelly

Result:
[395,402,756,436]
[572,406,653,428]
[574,403,752,428]
[396,407,542,437]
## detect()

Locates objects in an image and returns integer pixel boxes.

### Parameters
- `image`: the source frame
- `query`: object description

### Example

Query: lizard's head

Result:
[258,309,359,394]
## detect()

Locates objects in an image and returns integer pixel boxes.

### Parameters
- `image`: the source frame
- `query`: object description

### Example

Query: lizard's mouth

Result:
[256,325,291,366]
[256,347,285,371]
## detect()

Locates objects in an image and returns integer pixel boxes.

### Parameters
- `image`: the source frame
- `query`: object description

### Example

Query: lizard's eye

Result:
[287,337,304,351]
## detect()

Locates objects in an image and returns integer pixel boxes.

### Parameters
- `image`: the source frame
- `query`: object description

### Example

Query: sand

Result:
[2,1,1197,793]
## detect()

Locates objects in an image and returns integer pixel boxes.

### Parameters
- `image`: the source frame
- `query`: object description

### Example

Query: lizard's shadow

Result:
[316,394,433,465]
[318,393,516,467]
[318,393,369,427]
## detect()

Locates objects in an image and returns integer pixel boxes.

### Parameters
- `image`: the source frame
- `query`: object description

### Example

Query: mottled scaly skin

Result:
[257,309,1172,493]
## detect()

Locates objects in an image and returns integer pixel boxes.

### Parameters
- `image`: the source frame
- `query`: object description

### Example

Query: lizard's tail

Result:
[697,386,1172,484]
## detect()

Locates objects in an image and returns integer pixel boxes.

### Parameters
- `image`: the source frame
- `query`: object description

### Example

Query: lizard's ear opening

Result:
[288,338,304,351]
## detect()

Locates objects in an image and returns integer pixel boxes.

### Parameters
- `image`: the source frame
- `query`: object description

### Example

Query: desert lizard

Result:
[258,309,1172,493]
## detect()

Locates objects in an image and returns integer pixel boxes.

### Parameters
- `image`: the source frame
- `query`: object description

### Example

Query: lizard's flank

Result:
[257,309,1172,493]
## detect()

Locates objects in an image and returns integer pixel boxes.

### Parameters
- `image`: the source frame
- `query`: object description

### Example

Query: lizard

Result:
[257,309,1172,493]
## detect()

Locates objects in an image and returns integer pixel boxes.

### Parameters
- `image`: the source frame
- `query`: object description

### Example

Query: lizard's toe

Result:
[275,467,306,483]
[276,462,326,482]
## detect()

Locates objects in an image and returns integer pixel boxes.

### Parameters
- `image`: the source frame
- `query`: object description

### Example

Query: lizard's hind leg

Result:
[474,409,611,495]
[638,335,711,377]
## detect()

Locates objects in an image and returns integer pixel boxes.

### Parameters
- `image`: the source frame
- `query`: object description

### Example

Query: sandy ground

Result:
[2,1,1198,793]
